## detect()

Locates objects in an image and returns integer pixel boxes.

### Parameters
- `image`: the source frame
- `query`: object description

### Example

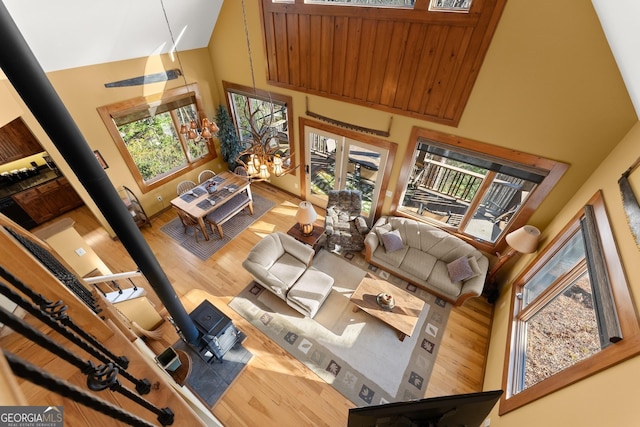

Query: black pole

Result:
[0,4,199,344]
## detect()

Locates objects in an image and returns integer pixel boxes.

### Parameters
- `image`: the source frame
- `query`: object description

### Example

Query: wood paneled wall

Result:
[260,0,507,126]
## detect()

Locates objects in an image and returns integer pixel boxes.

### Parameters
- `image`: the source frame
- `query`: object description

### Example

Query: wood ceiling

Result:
[260,0,507,127]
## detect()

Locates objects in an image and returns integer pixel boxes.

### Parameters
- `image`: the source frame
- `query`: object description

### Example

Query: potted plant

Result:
[215,105,243,171]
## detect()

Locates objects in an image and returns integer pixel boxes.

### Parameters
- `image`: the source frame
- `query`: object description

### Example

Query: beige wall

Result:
[1,49,221,235]
[484,121,640,427]
[0,0,635,235]
[208,0,636,228]
[0,1,638,423]
[209,2,640,426]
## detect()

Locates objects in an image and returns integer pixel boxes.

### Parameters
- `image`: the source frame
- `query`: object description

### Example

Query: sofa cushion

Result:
[400,248,437,281]
[268,253,308,292]
[373,244,409,268]
[381,229,404,252]
[286,268,334,318]
[374,223,393,249]
[244,234,284,268]
[428,262,463,298]
[447,256,481,282]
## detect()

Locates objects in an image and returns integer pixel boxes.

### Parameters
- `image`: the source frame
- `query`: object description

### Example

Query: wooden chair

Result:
[175,208,208,242]
[198,169,216,183]
[176,180,196,195]
[234,165,248,176]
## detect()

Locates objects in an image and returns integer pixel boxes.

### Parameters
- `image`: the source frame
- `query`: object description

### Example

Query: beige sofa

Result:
[242,232,334,317]
[364,216,488,306]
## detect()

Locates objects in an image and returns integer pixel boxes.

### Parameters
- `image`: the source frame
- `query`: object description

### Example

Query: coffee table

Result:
[350,273,425,341]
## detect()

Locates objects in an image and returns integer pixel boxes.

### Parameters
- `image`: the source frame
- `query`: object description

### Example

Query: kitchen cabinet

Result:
[0,117,43,164]
[12,177,83,224]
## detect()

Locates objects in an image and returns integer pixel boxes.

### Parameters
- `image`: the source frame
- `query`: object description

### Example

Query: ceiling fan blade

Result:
[104,69,182,88]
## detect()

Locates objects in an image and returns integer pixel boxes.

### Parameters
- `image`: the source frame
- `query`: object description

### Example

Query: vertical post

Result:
[0,3,199,344]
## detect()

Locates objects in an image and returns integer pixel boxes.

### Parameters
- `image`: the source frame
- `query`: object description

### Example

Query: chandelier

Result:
[236,105,294,180]
[179,117,219,142]
[161,0,218,143]
[234,0,296,181]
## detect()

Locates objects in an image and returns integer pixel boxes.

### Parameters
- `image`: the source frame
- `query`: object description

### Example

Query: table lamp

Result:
[486,225,541,285]
[296,201,317,236]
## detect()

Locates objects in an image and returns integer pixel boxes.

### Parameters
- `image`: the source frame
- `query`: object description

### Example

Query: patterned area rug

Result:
[228,249,451,406]
[160,194,275,260]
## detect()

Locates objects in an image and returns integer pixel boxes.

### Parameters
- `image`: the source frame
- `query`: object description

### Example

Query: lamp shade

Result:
[295,201,317,225]
[505,225,540,254]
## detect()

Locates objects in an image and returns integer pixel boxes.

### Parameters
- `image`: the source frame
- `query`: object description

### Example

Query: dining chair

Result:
[234,165,248,177]
[174,208,208,242]
[176,180,196,195]
[198,169,216,183]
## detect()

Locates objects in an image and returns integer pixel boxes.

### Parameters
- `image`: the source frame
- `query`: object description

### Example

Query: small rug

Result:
[173,333,252,407]
[228,249,451,407]
[160,194,275,260]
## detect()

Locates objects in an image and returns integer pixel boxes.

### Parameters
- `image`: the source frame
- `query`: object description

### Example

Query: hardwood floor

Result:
[33,182,493,426]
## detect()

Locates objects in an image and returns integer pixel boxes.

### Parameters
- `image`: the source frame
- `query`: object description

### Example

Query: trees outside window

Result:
[392,127,568,253]
[98,84,216,193]
[222,81,294,171]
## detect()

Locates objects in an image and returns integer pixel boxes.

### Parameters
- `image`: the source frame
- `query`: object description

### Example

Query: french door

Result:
[303,125,390,226]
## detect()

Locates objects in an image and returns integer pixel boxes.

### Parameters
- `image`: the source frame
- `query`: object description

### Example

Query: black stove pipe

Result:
[0,4,199,345]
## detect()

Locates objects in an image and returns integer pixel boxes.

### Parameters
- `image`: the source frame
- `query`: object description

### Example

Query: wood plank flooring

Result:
[29,182,493,426]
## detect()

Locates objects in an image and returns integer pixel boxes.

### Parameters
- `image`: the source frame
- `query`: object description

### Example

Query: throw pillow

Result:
[374,224,393,248]
[447,256,481,282]
[381,229,404,252]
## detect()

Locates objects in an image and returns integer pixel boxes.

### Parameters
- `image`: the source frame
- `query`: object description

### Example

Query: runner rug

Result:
[160,194,275,260]
[228,249,451,407]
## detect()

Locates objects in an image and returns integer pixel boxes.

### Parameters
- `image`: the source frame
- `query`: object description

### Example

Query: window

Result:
[500,192,640,414]
[97,84,216,193]
[393,127,568,252]
[222,81,294,171]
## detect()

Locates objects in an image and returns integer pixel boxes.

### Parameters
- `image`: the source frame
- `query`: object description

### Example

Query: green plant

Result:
[216,104,243,171]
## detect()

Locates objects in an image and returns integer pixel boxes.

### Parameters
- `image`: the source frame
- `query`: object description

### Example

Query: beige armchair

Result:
[242,232,334,317]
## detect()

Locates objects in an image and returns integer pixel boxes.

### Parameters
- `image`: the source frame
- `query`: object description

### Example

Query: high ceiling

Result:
[2,0,223,72]
[1,0,638,120]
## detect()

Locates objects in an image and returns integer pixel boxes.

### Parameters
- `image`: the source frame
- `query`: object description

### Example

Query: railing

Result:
[409,160,523,222]
[0,266,175,426]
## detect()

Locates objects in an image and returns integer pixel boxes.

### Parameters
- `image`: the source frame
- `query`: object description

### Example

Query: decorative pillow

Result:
[446,256,482,282]
[381,229,404,252]
[374,224,393,248]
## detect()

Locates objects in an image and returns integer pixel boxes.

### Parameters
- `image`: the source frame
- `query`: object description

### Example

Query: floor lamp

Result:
[485,225,541,301]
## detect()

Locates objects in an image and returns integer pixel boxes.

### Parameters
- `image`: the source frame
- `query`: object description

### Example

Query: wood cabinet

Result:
[12,177,83,224]
[0,117,43,164]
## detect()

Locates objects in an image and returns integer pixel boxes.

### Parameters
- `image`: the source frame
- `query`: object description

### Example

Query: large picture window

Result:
[222,81,294,172]
[500,191,640,414]
[98,84,216,193]
[393,128,568,253]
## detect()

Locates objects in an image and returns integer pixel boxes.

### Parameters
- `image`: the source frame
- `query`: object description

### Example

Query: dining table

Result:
[170,171,252,241]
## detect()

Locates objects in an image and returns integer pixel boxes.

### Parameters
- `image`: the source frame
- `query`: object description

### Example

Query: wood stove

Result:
[189,300,239,363]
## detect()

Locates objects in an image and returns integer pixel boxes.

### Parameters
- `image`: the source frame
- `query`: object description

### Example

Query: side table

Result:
[287,223,325,253]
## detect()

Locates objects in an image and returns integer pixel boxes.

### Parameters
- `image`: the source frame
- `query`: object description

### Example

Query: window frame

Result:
[391,127,569,254]
[499,191,640,414]
[222,81,296,176]
[97,83,217,193]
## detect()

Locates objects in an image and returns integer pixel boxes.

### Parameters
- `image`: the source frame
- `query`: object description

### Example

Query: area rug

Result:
[172,333,252,407]
[228,249,451,406]
[160,194,275,260]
